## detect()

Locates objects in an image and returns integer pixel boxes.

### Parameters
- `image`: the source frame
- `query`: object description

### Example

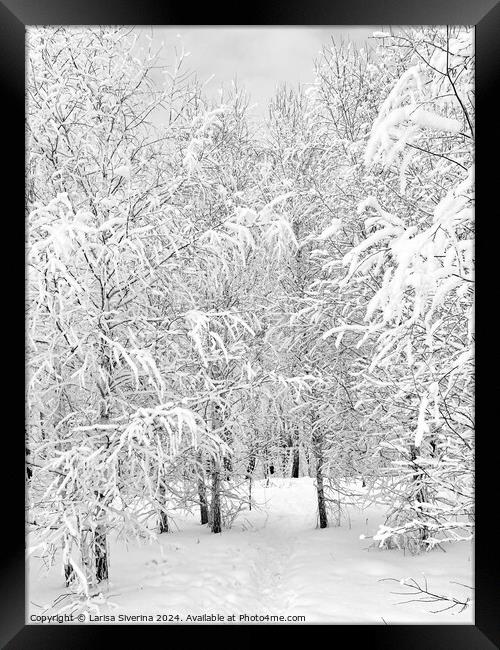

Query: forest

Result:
[26,26,474,622]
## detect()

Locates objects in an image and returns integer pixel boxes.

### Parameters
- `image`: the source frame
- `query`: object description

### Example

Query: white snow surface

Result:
[28,478,473,624]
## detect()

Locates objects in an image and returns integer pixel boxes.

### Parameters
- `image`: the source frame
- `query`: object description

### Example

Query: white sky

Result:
[137,27,381,117]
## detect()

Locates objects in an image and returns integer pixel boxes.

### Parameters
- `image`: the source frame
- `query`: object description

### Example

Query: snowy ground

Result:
[28,478,473,624]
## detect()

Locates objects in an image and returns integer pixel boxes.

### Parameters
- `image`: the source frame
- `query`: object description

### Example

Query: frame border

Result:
[6,0,498,646]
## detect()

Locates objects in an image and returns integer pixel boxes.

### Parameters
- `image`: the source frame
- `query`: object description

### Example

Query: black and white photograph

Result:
[25,24,475,626]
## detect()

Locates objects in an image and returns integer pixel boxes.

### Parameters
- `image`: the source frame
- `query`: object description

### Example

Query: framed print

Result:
[2,0,498,646]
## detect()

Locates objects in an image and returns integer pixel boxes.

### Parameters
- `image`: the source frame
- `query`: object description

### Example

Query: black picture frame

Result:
[4,0,498,646]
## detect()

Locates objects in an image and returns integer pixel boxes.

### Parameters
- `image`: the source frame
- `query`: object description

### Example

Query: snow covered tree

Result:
[26,26,227,595]
[325,27,474,551]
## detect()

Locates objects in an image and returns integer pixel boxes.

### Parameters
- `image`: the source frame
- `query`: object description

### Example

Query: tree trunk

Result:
[210,462,222,534]
[303,445,312,477]
[94,523,108,582]
[316,466,328,529]
[198,476,209,525]
[246,451,256,477]
[223,455,233,480]
[80,528,94,588]
[210,402,223,532]
[158,480,169,533]
[63,532,75,587]
[196,451,209,524]
[291,448,300,478]
[313,432,328,529]
[159,511,169,534]
[93,491,109,582]
[290,423,300,478]
[64,563,74,587]
[281,448,289,476]
[264,453,272,486]
[246,451,256,511]
[93,372,110,584]
[280,426,290,476]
